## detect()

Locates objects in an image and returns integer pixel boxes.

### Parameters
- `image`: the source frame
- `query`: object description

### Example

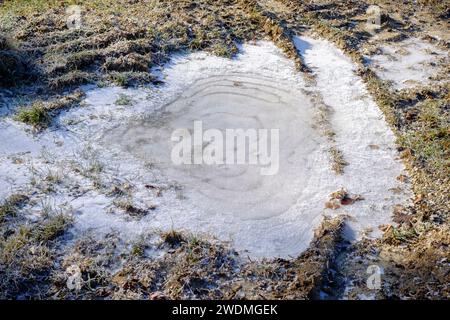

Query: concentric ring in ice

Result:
[104,73,319,220]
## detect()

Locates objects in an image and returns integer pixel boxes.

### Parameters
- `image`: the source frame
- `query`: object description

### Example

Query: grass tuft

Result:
[33,214,72,242]
[115,93,133,106]
[0,194,29,223]
[329,147,348,174]
[15,102,50,129]
[161,230,185,248]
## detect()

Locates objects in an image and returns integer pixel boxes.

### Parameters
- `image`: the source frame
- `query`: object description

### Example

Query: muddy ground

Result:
[0,0,448,299]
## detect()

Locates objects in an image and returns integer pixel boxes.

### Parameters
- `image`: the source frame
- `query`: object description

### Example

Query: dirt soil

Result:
[0,0,448,299]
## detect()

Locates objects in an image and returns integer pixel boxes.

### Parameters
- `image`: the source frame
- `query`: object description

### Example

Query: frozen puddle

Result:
[103,74,319,220]
[0,39,411,258]
[367,37,448,90]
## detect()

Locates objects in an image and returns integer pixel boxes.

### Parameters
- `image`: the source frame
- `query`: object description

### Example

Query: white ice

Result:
[366,37,448,90]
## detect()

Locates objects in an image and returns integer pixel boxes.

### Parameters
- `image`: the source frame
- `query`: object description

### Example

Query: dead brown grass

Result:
[0,0,448,300]
[45,216,345,300]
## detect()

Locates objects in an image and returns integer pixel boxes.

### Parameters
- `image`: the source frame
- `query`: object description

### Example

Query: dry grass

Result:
[0,0,267,90]
[329,147,348,175]
[44,216,345,300]
[15,90,85,129]
[0,194,29,223]
[0,209,72,299]
[15,102,51,129]
[0,0,448,299]
[0,33,36,86]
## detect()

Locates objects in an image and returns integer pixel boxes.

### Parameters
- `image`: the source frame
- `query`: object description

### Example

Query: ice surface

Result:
[0,40,412,258]
[295,36,412,241]
[367,37,448,90]
[103,74,320,220]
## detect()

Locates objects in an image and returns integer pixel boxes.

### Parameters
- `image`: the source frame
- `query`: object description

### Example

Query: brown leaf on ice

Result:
[325,200,341,210]
[327,188,364,207]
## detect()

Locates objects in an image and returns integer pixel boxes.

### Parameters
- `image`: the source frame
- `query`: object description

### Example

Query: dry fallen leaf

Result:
[325,200,341,209]
[414,194,423,204]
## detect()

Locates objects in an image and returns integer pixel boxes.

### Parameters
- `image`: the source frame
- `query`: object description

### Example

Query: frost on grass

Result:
[0,215,344,300]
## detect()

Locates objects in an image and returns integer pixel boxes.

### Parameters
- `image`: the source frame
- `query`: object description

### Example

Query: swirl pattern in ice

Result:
[104,73,319,220]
